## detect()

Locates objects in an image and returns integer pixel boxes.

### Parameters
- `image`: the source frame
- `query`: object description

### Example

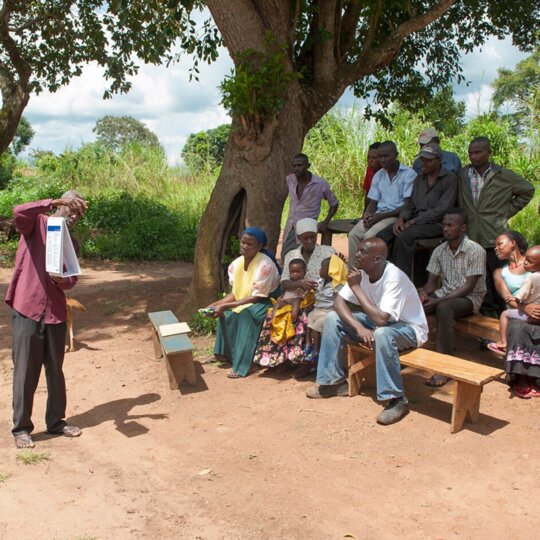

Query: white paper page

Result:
[159,322,191,337]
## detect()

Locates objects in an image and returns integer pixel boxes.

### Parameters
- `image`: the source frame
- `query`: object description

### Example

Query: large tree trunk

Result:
[186,88,309,311]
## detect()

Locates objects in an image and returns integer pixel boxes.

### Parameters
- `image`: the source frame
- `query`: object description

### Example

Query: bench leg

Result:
[347,345,376,397]
[451,382,482,434]
[151,327,163,359]
[165,351,196,389]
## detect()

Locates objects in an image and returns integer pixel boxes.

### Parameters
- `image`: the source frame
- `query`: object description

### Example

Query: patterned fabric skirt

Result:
[253,307,310,367]
[505,319,540,383]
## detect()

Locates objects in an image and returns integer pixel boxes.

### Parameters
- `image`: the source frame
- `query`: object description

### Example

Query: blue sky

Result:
[23,35,527,163]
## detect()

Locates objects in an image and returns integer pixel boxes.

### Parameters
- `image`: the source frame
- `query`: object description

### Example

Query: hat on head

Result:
[295,218,318,236]
[417,143,443,160]
[418,128,439,145]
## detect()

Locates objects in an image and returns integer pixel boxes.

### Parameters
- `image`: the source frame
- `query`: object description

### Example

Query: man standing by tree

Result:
[6,192,87,449]
[458,137,534,315]
[377,144,458,277]
[412,128,462,174]
[419,209,486,386]
[348,141,416,265]
[281,153,339,258]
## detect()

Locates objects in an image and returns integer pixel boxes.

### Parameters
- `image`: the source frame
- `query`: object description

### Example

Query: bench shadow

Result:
[356,374,509,435]
[64,392,168,438]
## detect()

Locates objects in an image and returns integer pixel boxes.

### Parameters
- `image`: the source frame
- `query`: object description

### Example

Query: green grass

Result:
[16,450,51,465]
[1,109,539,267]
[0,472,10,483]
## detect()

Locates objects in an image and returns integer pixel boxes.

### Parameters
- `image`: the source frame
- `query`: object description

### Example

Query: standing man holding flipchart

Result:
[5,191,87,449]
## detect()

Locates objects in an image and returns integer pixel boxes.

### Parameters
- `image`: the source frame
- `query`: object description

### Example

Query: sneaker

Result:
[305,381,348,399]
[376,397,410,425]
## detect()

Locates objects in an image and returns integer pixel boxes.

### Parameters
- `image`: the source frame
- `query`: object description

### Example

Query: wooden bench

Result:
[346,343,504,433]
[321,218,355,246]
[455,314,500,343]
[148,310,196,389]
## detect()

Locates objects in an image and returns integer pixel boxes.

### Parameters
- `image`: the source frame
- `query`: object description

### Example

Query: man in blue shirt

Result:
[412,128,461,174]
[348,141,416,266]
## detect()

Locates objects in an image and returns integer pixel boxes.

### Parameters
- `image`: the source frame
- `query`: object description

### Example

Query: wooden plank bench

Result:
[455,314,500,343]
[148,310,196,389]
[346,343,504,433]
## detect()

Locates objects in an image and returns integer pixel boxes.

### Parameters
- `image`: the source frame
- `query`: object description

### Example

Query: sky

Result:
[22,35,527,164]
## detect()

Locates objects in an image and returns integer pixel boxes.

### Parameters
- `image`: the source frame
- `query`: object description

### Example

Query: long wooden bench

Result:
[346,343,504,433]
[148,310,196,389]
[455,314,500,343]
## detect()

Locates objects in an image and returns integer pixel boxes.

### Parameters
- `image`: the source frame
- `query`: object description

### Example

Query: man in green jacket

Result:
[458,137,534,315]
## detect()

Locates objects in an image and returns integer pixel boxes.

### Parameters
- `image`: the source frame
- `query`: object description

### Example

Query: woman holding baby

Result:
[491,231,540,398]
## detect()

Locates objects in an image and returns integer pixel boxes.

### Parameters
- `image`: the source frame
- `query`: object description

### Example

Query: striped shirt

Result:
[427,236,487,312]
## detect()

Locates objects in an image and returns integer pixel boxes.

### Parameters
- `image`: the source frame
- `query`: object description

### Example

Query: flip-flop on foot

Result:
[226,370,241,379]
[487,342,506,357]
[47,425,82,437]
[14,433,35,449]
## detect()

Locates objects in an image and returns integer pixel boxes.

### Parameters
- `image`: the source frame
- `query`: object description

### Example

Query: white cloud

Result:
[21,34,527,161]
[24,48,233,162]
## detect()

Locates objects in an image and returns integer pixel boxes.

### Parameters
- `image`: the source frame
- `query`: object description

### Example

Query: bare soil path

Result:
[0,257,538,539]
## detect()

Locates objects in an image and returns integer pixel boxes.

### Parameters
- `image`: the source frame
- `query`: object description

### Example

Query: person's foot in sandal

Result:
[227,370,241,379]
[14,432,35,449]
[487,342,506,357]
[47,425,82,437]
[426,374,450,387]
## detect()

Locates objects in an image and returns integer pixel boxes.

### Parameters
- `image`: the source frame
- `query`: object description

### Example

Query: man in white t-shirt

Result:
[306,238,428,425]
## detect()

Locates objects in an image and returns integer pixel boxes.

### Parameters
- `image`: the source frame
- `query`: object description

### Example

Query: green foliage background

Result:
[1,107,539,266]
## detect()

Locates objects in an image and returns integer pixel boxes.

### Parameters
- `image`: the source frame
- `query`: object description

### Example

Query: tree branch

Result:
[339,0,364,60]
[207,0,269,59]
[340,0,457,89]
[0,1,32,153]
[362,0,383,53]
[313,0,340,86]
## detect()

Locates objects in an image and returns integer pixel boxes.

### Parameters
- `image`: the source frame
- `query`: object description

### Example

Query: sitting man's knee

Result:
[435,300,453,320]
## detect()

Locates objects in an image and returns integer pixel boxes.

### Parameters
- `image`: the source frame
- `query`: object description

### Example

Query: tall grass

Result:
[304,106,540,243]
[0,143,217,262]
[1,108,539,264]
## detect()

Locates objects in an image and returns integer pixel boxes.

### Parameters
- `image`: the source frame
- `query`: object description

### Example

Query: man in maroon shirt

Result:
[6,192,87,448]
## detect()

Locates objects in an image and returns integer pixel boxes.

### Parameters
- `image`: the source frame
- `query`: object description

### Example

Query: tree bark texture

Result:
[188,87,308,309]
[188,0,458,309]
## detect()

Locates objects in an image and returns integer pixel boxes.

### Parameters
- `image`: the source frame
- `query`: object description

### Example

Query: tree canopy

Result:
[93,115,161,152]
[0,0,219,153]
[492,47,540,133]
[11,116,34,155]
[182,124,231,172]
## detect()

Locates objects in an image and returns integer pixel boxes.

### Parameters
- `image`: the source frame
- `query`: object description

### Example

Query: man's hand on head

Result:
[52,197,88,213]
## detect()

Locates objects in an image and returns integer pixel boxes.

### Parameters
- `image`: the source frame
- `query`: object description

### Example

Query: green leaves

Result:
[220,35,299,130]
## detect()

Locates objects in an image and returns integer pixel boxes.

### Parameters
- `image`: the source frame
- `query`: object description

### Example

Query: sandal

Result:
[426,374,450,387]
[513,385,532,399]
[14,432,35,449]
[47,425,82,437]
[226,370,241,379]
[487,342,506,357]
[528,386,540,397]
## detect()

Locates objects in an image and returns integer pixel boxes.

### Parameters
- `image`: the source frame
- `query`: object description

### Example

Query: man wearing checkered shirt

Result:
[418,208,487,387]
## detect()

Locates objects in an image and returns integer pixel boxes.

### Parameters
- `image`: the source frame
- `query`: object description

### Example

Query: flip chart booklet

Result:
[46,217,81,277]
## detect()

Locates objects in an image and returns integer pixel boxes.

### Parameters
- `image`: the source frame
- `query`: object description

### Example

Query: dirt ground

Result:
[0,240,539,539]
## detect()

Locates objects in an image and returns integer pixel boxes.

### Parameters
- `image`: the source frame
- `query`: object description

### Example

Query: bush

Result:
[79,191,199,261]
